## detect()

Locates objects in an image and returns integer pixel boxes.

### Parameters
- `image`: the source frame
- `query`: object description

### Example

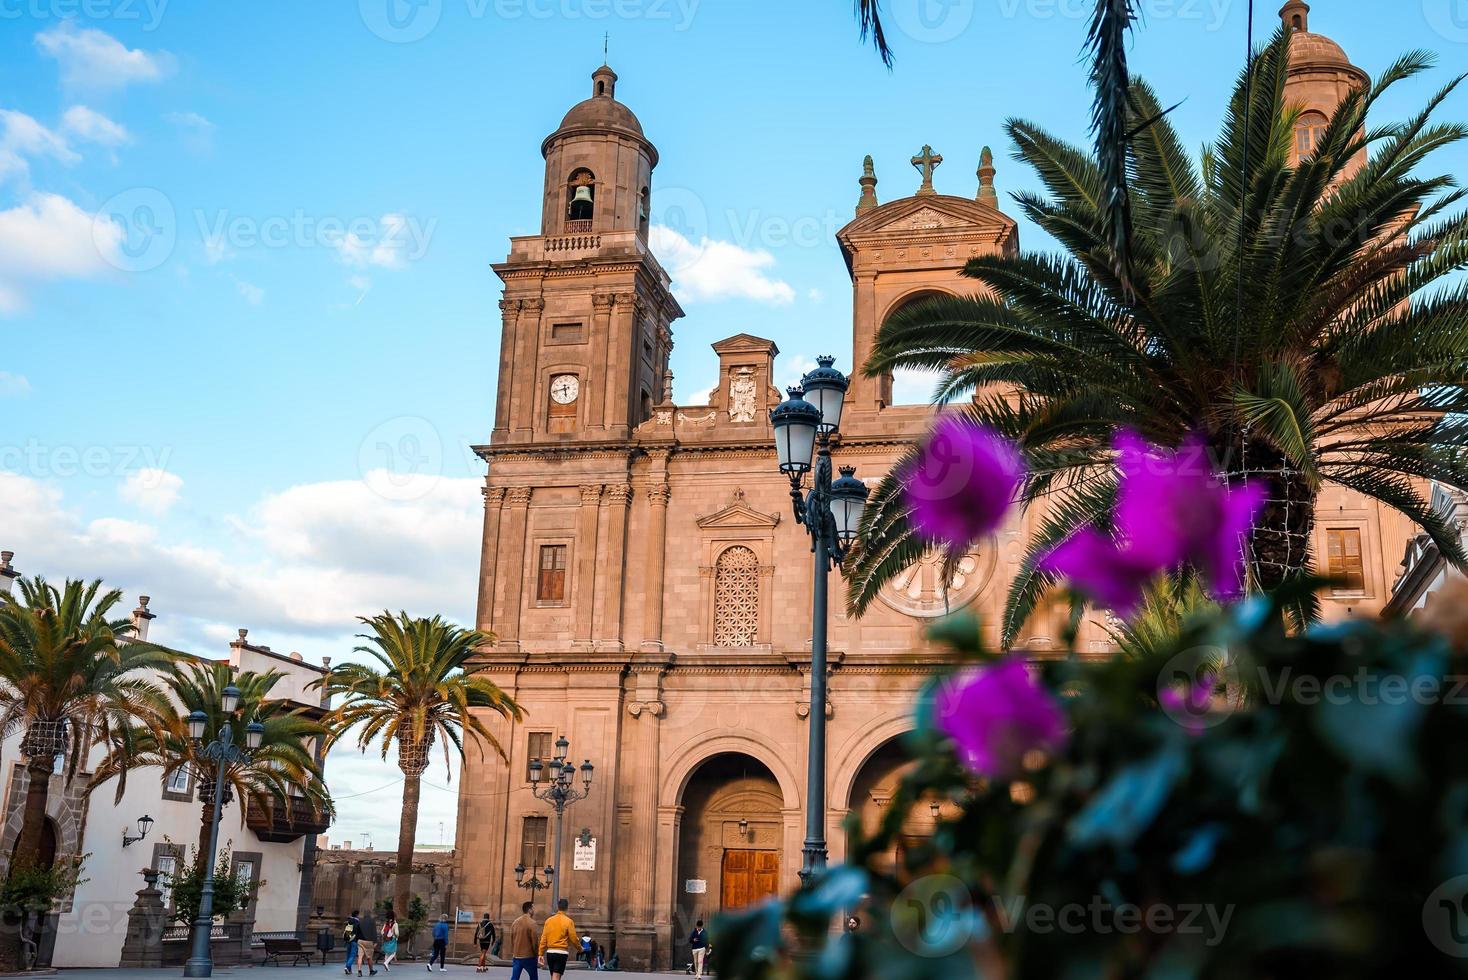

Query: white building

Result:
[0,552,333,968]
[1385,485,1468,617]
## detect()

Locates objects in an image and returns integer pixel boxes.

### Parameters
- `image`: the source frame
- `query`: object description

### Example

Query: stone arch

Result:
[878,286,959,332]
[830,714,915,811]
[660,732,801,810]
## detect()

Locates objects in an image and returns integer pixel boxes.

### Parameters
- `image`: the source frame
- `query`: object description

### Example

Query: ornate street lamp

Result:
[183,685,263,978]
[529,736,594,909]
[514,862,555,907]
[770,356,870,883]
[122,813,155,848]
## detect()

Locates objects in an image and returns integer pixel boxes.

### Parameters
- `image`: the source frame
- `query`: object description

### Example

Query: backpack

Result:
[344,922,358,942]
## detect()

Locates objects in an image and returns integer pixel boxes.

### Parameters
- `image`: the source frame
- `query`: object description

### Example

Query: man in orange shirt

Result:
[536,898,577,980]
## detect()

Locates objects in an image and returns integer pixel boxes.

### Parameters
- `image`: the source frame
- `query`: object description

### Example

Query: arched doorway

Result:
[846,738,942,877]
[674,754,783,955]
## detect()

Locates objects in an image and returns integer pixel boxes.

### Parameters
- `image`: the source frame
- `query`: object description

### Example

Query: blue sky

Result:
[3,0,1465,847]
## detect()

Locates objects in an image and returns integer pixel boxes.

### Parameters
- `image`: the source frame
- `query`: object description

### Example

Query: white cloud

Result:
[165,111,214,155]
[3,469,484,849]
[35,21,172,91]
[0,192,123,315]
[780,355,818,393]
[648,225,795,305]
[891,367,942,406]
[330,213,410,269]
[61,105,130,147]
[119,468,183,515]
[2,469,482,640]
[0,372,31,398]
[807,288,825,303]
[0,109,78,182]
[230,274,264,306]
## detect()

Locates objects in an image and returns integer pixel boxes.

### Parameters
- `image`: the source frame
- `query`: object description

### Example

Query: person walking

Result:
[427,914,450,972]
[473,913,497,972]
[688,920,709,979]
[343,910,363,976]
[380,911,399,972]
[508,903,538,980]
[358,909,380,977]
[537,899,577,980]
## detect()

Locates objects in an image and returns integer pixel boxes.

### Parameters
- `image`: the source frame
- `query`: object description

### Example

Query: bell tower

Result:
[491,65,682,445]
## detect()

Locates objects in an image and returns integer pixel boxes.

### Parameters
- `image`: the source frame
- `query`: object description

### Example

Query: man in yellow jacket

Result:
[537,898,577,980]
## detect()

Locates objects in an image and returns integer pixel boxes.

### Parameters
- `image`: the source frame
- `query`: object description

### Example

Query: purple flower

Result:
[905,418,1024,549]
[1041,432,1266,614]
[934,657,1068,779]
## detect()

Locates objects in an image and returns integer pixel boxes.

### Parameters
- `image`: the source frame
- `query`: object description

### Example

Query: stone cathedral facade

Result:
[456,7,1413,969]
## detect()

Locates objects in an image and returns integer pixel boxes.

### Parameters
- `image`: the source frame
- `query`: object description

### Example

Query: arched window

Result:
[1295,111,1328,161]
[713,546,760,647]
[567,169,595,228]
[639,187,650,236]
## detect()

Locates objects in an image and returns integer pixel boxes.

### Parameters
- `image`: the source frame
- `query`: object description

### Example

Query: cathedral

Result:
[456,3,1415,969]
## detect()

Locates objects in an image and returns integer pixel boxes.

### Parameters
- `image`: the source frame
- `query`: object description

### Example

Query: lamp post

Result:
[183,684,264,978]
[528,735,594,910]
[770,356,871,884]
[514,863,555,909]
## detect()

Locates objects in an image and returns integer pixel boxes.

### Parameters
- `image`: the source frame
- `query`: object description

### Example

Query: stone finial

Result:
[856,155,879,214]
[1280,0,1308,32]
[131,595,156,641]
[977,146,997,206]
[911,144,943,197]
[0,551,16,596]
[660,371,675,404]
[236,628,248,642]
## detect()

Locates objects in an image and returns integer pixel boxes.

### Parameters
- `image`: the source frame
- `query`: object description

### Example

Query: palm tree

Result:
[0,577,170,864]
[847,29,1468,643]
[312,613,522,916]
[91,661,334,860]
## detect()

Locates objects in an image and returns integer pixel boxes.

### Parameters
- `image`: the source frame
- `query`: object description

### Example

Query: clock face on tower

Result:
[550,375,580,405]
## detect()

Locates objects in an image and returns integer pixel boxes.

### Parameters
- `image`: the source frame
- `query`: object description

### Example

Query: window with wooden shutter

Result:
[1325,528,1365,591]
[520,816,548,869]
[526,732,551,782]
[537,545,567,603]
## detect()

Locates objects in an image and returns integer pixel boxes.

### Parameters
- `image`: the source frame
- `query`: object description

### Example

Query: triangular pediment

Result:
[711,333,779,356]
[839,194,1016,242]
[695,488,781,529]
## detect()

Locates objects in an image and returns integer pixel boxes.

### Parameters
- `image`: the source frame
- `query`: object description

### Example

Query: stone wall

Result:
[308,847,457,949]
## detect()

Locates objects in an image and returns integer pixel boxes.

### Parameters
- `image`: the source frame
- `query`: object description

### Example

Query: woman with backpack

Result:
[380,911,400,972]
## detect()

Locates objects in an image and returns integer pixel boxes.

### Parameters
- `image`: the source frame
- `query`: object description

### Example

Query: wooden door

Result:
[721,849,780,910]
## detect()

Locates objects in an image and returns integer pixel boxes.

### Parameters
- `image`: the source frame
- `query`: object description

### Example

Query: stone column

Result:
[513,299,544,439]
[119,868,166,969]
[493,299,519,440]
[493,487,532,650]
[574,484,603,648]
[587,292,614,431]
[605,293,637,436]
[476,486,506,633]
[616,690,664,969]
[848,272,890,411]
[594,484,633,650]
[641,480,671,651]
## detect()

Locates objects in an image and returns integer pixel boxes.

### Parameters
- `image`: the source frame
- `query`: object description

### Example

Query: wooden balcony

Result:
[245,797,332,843]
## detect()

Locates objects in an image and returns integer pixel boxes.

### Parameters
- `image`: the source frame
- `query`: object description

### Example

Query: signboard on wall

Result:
[456,908,474,924]
[573,836,597,871]
[685,879,707,894]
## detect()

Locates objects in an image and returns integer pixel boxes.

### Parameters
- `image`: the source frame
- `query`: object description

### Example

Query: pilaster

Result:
[492,487,533,649]
[476,485,507,632]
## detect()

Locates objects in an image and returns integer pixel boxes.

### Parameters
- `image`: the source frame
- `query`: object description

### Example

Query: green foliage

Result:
[714,587,1468,978]
[162,846,259,925]
[313,612,522,774]
[847,31,1468,645]
[400,895,428,949]
[0,856,87,916]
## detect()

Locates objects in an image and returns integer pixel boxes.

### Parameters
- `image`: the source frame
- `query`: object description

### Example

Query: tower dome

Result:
[541,65,656,164]
[1280,2,1367,86]
[538,64,659,237]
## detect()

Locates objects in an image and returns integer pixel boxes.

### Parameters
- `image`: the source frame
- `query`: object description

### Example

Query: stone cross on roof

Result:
[911,144,943,196]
